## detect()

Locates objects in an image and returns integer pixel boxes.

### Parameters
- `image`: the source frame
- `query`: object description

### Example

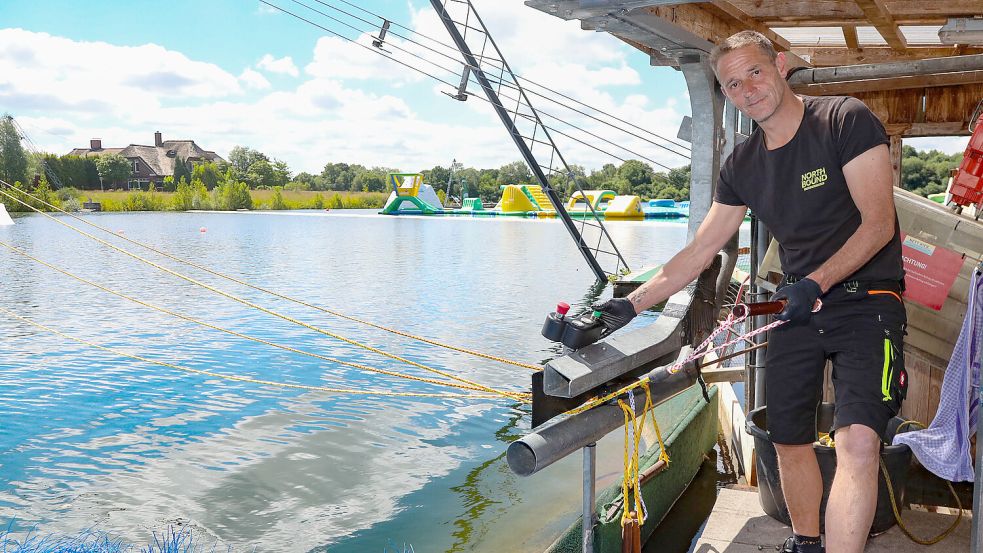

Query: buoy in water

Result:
[200,227,207,233]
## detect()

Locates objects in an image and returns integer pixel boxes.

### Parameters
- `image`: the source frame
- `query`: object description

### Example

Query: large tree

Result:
[94,153,132,187]
[272,159,291,187]
[246,159,276,188]
[353,170,385,192]
[228,146,269,177]
[191,161,223,190]
[617,160,655,188]
[0,115,28,185]
[496,160,532,185]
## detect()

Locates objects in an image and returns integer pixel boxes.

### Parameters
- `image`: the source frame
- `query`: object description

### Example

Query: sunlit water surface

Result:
[0,209,721,552]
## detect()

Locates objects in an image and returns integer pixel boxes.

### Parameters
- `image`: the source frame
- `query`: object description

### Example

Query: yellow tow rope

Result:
[0,306,496,400]
[616,382,670,528]
[0,185,528,403]
[0,239,508,395]
[817,423,963,546]
[0,183,541,372]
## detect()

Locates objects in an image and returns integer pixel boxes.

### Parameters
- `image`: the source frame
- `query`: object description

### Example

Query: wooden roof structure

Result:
[525,1,983,139]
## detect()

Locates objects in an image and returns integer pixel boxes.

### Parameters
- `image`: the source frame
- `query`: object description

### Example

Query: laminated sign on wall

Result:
[901,232,964,310]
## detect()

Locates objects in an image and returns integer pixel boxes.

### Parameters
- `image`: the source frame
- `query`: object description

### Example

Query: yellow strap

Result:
[618,398,643,527]
[0,306,495,399]
[616,384,671,528]
[880,457,962,545]
[0,239,506,395]
[0,183,541,372]
[0,185,527,403]
[642,383,671,466]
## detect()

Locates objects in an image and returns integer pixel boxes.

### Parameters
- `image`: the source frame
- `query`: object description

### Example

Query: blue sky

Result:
[0,1,959,177]
[0,1,694,175]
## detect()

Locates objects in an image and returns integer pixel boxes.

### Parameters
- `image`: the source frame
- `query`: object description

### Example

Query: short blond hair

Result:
[709,31,777,73]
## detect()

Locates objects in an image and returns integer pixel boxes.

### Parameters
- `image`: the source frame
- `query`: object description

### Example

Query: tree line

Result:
[899,145,964,198]
[0,114,969,212]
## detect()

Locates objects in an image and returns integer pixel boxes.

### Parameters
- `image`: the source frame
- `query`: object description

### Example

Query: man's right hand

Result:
[772,278,822,323]
[593,297,637,336]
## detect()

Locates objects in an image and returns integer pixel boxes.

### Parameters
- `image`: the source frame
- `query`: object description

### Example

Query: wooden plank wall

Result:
[822,189,982,427]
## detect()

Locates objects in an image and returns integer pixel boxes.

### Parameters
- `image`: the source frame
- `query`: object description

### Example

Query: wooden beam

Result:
[884,122,971,137]
[702,366,745,384]
[842,25,859,50]
[888,134,902,189]
[852,0,907,50]
[704,0,811,68]
[790,70,983,95]
[731,0,982,26]
[708,0,793,51]
[794,47,982,66]
[630,3,811,67]
[759,17,947,27]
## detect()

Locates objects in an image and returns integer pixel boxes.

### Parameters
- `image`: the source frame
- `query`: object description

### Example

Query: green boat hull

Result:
[546,384,719,552]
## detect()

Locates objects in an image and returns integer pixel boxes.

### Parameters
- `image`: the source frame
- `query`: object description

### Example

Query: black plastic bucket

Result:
[746,403,911,534]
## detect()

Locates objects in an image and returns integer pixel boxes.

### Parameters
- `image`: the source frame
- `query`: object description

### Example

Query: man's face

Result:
[715,46,789,124]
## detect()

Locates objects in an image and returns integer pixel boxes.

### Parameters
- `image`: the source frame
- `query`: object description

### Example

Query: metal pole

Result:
[679,54,723,241]
[507,349,699,476]
[752,216,770,408]
[788,54,983,86]
[430,0,608,283]
[444,159,455,207]
[583,443,596,553]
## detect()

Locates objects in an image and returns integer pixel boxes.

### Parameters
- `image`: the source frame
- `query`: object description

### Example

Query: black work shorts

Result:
[765,282,908,445]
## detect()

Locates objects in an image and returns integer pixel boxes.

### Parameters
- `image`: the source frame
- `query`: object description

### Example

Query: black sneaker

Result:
[781,536,825,553]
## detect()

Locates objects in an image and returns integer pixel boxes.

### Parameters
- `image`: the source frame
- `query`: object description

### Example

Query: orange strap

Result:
[868,290,903,303]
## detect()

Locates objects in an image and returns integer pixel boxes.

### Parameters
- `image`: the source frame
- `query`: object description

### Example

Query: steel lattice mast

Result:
[430,0,631,283]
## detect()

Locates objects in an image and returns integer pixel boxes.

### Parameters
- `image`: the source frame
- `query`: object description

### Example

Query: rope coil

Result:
[616,383,670,528]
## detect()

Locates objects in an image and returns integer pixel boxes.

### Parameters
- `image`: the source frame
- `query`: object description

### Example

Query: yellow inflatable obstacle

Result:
[603,195,644,218]
[567,190,616,212]
[496,184,556,215]
[498,185,537,212]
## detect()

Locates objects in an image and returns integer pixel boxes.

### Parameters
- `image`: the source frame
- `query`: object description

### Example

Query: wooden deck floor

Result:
[694,487,970,552]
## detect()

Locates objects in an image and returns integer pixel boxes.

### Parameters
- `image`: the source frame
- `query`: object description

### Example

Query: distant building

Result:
[68,131,226,189]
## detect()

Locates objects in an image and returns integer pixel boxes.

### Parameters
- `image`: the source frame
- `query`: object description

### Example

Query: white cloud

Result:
[239,68,271,90]
[304,34,427,84]
[256,54,299,77]
[2,8,694,176]
[905,136,969,155]
[0,28,241,128]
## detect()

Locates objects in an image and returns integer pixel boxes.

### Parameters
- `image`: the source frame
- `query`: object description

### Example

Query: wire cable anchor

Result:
[372,19,391,50]
[443,65,471,101]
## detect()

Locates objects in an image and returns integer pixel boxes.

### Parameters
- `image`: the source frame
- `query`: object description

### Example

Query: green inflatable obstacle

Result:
[379,173,444,215]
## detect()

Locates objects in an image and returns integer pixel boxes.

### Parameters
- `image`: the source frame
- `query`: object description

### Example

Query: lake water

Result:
[0,209,723,552]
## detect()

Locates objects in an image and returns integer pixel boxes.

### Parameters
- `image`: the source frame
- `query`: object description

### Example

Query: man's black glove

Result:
[593,297,637,336]
[772,278,822,323]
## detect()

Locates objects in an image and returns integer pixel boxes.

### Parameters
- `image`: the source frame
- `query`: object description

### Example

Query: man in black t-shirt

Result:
[595,31,905,553]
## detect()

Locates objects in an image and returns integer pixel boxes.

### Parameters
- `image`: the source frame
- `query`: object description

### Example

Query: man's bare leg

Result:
[775,443,823,537]
[824,424,880,552]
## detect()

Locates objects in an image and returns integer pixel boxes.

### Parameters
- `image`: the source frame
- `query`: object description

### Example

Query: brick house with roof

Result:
[68,131,226,189]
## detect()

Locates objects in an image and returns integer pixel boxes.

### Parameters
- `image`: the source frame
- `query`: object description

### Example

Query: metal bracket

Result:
[541,287,692,399]
[372,19,391,49]
[443,66,471,102]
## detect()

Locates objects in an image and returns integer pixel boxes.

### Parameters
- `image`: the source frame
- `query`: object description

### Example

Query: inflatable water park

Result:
[379,172,688,219]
